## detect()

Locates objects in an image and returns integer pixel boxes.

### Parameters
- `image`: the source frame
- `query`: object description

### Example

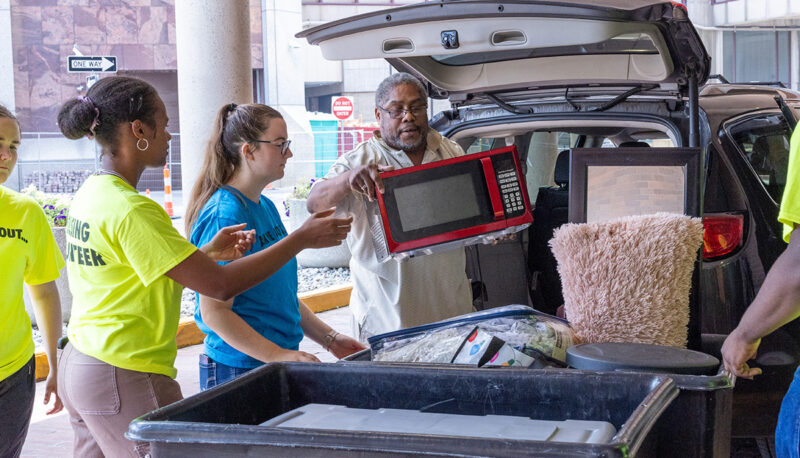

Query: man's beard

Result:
[384,126,428,153]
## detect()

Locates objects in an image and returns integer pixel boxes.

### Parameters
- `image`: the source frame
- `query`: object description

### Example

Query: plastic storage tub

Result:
[127,362,728,457]
[343,349,732,457]
[260,403,618,443]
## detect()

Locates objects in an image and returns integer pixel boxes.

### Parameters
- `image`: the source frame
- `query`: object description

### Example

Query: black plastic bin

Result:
[128,362,729,457]
[343,349,733,457]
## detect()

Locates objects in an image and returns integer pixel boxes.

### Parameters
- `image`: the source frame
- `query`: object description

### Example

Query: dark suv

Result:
[299,0,800,446]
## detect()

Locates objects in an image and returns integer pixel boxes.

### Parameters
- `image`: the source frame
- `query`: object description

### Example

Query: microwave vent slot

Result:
[366,200,391,263]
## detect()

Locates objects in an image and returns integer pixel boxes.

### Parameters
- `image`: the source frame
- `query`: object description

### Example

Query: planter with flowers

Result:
[284,178,351,268]
[21,185,72,324]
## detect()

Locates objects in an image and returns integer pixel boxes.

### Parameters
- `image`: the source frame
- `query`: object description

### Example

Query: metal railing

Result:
[13,128,378,195]
[14,132,182,194]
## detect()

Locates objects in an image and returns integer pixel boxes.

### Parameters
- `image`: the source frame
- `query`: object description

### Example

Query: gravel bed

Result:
[32,267,351,346]
[180,267,351,317]
[297,267,351,293]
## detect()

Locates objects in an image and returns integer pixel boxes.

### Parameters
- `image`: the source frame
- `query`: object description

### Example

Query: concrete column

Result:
[175,0,252,197]
[792,31,800,91]
[0,0,15,110]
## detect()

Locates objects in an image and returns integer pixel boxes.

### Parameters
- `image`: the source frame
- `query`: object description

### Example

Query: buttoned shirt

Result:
[322,129,473,340]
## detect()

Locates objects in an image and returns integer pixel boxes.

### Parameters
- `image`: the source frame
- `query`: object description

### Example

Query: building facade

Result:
[1,0,422,193]
[5,0,796,194]
[687,0,800,89]
[2,0,266,192]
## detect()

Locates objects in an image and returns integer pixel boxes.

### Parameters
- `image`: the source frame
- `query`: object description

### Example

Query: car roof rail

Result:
[739,81,788,88]
[707,74,787,88]
[708,74,730,84]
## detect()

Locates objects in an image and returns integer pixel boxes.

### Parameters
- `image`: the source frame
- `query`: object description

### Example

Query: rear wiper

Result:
[484,93,534,115]
[484,84,657,115]
[565,85,659,113]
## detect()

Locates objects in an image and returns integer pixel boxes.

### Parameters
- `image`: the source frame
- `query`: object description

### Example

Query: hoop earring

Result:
[136,138,149,151]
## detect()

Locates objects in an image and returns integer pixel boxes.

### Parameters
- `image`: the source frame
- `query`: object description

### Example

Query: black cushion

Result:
[553,149,570,187]
[528,149,572,315]
[618,141,651,148]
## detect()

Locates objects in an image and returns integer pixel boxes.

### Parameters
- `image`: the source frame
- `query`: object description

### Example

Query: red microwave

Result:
[368,146,532,262]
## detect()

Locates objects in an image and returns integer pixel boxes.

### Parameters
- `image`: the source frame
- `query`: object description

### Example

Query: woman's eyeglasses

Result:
[252,139,292,156]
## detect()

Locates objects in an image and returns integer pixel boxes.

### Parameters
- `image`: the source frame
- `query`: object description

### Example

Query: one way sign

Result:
[67,56,117,73]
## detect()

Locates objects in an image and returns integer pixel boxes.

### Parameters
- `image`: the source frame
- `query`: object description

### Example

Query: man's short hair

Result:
[375,73,428,108]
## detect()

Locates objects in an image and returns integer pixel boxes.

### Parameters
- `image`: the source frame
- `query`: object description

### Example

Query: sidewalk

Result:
[21,306,353,458]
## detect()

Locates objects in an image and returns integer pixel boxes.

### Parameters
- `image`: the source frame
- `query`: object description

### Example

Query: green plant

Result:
[22,185,71,227]
[283,177,316,216]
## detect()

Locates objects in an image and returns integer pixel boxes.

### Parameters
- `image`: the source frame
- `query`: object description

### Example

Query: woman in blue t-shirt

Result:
[185,103,365,389]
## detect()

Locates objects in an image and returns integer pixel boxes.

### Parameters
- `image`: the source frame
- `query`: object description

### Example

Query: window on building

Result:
[253,69,265,104]
[723,30,791,86]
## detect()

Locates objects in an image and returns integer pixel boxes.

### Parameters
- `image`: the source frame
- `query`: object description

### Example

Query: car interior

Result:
[727,116,791,203]
[450,122,678,314]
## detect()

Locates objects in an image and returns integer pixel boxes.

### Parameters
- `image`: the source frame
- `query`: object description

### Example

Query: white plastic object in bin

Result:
[261,403,616,444]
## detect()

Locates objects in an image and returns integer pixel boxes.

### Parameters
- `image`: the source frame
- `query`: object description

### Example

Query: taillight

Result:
[703,214,744,260]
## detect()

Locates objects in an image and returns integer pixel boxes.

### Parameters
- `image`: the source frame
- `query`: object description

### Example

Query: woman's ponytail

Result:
[184,104,240,233]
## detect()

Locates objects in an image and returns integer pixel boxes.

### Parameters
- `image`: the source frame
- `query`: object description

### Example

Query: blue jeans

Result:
[0,357,35,458]
[198,354,256,391]
[777,365,800,458]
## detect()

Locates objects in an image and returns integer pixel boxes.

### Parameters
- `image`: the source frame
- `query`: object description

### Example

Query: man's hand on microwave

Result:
[348,164,395,202]
[491,233,518,245]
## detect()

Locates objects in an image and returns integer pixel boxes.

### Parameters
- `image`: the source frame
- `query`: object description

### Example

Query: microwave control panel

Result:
[492,156,525,218]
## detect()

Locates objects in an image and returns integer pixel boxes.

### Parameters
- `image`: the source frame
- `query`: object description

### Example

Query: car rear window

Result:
[727,113,792,203]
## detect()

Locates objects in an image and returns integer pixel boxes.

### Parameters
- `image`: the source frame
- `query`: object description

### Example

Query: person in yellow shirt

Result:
[0,105,64,458]
[56,77,352,458]
[722,124,800,456]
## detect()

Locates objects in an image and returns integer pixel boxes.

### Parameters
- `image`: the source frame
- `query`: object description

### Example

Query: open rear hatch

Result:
[297,0,710,104]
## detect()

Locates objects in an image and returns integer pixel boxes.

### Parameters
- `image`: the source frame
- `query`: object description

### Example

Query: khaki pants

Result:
[58,342,182,458]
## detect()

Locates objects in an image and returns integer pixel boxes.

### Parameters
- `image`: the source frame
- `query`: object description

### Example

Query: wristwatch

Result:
[322,330,340,350]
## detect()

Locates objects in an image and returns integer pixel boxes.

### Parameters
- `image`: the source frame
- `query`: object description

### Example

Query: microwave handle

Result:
[480,157,505,221]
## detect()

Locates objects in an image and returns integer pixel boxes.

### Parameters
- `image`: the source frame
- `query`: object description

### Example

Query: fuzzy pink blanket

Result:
[549,212,703,347]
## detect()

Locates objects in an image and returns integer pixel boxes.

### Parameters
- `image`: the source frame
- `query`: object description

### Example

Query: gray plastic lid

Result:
[566,342,719,375]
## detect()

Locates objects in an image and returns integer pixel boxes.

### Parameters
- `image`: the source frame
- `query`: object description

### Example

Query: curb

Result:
[33,283,353,381]
[299,283,353,314]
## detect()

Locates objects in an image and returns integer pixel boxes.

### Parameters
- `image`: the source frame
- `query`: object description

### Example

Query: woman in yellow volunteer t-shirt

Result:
[55,77,352,457]
[0,105,64,458]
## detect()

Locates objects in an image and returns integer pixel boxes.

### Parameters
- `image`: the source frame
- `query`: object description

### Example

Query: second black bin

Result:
[128,362,731,457]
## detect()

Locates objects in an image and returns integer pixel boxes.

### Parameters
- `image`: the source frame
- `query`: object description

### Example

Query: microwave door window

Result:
[586,165,685,223]
[394,174,482,232]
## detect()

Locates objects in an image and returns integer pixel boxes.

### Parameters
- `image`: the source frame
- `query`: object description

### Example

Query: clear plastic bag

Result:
[370,305,576,366]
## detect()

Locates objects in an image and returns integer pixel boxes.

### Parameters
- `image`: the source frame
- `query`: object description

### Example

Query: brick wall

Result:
[10,0,263,132]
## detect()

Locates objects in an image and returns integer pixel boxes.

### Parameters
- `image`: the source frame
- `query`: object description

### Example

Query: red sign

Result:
[332,96,354,120]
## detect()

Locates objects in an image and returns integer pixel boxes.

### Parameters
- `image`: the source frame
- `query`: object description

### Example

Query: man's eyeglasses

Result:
[378,105,428,120]
[252,139,292,156]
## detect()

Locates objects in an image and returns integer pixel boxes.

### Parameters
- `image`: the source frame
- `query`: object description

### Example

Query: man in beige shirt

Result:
[307,73,473,341]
